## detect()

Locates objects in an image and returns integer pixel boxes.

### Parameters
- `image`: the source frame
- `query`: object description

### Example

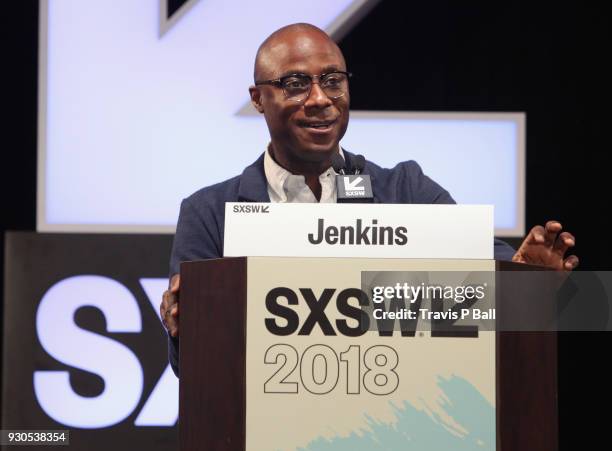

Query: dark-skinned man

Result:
[160,23,578,376]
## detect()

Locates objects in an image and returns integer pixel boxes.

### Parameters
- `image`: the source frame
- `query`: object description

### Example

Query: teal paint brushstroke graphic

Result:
[295,375,494,451]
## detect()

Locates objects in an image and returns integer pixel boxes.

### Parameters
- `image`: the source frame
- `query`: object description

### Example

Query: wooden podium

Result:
[179,257,556,451]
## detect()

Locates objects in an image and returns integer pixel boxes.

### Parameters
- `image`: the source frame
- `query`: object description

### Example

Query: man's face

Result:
[250,30,350,164]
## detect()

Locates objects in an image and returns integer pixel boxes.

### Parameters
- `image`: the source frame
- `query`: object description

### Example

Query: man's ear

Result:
[249,86,264,113]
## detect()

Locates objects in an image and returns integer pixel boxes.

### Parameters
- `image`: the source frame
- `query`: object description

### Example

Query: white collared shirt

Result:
[263,147,344,203]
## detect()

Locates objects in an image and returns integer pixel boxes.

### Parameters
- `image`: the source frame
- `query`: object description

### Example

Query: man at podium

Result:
[160,23,578,376]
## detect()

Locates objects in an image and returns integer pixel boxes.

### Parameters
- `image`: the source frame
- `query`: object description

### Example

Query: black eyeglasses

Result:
[255,71,352,103]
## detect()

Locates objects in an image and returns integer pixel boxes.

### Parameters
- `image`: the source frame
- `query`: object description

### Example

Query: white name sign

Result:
[224,203,493,259]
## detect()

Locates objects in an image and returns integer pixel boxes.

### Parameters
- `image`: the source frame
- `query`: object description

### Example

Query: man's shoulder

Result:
[182,153,267,210]
[184,174,242,208]
[350,151,452,204]
[360,153,429,189]
[363,157,425,179]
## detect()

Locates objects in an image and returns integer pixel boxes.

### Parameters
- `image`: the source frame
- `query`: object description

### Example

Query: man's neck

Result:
[268,144,336,175]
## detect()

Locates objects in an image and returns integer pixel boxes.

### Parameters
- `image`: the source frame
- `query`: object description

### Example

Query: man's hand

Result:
[160,274,180,337]
[512,220,579,271]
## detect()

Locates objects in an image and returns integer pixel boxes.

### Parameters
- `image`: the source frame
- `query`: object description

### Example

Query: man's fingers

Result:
[553,231,575,255]
[160,290,175,312]
[170,274,181,293]
[563,255,579,270]
[526,221,563,246]
[544,220,562,245]
[160,290,170,318]
[165,312,178,330]
[527,225,546,244]
[160,285,180,336]
[163,305,179,335]
[517,222,578,272]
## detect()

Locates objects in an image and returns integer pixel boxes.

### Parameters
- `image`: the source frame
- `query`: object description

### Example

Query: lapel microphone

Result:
[332,153,374,203]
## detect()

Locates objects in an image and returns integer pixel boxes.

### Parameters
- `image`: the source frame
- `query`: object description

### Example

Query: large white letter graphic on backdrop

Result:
[34,276,144,428]
[135,278,179,426]
[42,0,376,229]
[41,0,523,235]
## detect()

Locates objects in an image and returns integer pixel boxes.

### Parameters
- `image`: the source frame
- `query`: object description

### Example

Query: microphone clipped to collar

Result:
[331,153,347,175]
[333,152,373,203]
[352,154,366,175]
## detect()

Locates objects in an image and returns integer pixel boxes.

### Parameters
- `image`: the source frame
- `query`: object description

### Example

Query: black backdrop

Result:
[2,0,610,448]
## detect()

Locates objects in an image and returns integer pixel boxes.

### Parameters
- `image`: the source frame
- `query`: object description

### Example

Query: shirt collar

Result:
[263,145,344,202]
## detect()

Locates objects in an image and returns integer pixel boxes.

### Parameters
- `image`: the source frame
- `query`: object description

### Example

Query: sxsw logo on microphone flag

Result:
[344,176,366,193]
[337,174,374,199]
